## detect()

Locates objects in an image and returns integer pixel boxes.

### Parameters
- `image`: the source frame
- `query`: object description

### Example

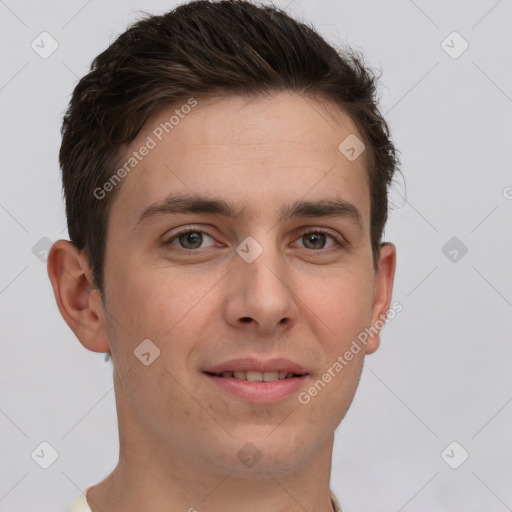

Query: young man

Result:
[48,1,399,510]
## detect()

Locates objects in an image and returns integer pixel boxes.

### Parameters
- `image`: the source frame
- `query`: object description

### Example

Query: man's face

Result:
[99,92,389,474]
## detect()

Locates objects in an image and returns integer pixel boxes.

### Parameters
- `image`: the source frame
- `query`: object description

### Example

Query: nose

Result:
[223,236,299,335]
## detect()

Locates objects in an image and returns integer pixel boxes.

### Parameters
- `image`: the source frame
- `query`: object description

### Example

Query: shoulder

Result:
[330,489,344,512]
[71,486,94,512]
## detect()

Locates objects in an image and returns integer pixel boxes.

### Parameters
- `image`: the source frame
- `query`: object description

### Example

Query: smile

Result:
[206,370,304,382]
[204,372,308,403]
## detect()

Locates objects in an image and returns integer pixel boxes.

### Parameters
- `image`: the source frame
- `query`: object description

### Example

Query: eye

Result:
[164,227,345,253]
[165,229,217,250]
[294,229,344,250]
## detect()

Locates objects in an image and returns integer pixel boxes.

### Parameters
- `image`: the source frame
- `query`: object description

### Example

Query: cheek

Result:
[104,261,219,357]
[101,265,165,365]
[105,258,169,327]
[304,269,375,341]
[299,270,373,418]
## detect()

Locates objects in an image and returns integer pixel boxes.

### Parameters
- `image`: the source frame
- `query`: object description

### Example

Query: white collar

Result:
[72,486,343,511]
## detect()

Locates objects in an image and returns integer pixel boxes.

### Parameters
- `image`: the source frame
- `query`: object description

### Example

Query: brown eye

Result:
[165,230,216,250]
[178,231,203,249]
[302,232,327,249]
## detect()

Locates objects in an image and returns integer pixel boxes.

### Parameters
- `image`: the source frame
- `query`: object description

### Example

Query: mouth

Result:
[202,357,309,402]
[203,370,309,405]
[204,370,306,382]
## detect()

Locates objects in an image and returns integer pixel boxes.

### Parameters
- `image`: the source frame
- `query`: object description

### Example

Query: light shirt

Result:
[72,486,343,511]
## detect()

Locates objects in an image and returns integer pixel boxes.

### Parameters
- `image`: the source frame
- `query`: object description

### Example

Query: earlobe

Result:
[365,242,397,355]
[47,240,110,353]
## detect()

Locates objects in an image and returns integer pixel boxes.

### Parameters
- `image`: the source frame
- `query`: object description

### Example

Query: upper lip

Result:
[203,358,308,375]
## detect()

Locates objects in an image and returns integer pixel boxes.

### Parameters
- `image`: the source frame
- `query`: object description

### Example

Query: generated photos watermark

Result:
[298,301,403,405]
[93,97,198,200]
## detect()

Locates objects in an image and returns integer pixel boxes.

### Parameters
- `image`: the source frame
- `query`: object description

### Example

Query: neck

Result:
[85,372,337,512]
[87,461,335,512]
[86,429,336,512]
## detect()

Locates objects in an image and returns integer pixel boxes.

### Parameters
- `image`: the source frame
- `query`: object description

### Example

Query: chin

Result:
[213,426,319,475]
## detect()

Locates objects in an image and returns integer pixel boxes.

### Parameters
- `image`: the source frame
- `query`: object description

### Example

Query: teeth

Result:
[262,371,279,382]
[219,370,298,381]
[247,371,263,382]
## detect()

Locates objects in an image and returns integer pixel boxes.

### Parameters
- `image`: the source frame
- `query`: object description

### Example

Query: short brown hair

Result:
[59,0,400,293]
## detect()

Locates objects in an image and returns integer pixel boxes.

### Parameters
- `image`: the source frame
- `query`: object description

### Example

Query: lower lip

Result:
[204,373,308,403]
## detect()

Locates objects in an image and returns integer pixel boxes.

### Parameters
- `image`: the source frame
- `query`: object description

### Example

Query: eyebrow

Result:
[134,193,363,230]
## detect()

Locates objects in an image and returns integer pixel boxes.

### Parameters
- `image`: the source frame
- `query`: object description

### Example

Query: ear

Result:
[365,242,396,355]
[47,240,110,353]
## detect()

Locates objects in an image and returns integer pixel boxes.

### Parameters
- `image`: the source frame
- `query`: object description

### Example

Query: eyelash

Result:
[164,227,346,253]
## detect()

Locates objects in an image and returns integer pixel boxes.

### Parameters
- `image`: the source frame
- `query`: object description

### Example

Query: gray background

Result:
[1,0,511,510]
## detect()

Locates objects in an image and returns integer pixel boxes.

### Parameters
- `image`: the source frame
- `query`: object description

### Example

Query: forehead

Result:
[108,92,371,231]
